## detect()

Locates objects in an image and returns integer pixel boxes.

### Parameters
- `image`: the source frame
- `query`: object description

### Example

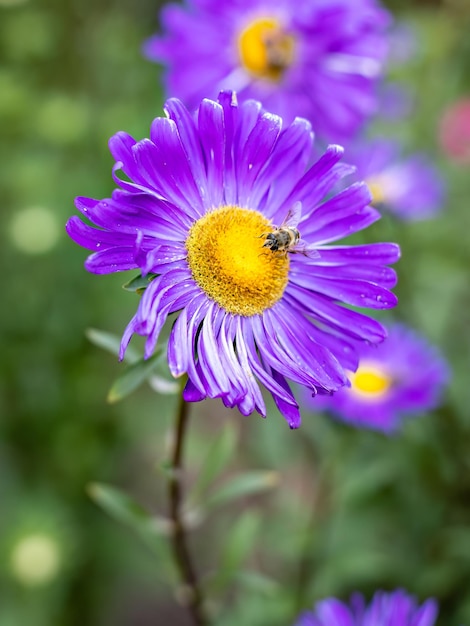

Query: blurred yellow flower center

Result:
[186,206,289,316]
[349,364,391,397]
[238,18,295,81]
[366,177,387,205]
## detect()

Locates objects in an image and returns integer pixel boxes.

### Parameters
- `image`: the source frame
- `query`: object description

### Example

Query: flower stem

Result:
[168,391,208,626]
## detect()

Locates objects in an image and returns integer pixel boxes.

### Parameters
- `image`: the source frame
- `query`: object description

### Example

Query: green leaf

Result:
[122,273,157,293]
[205,470,279,512]
[209,511,260,594]
[233,570,280,595]
[87,483,172,568]
[190,422,238,504]
[148,374,180,395]
[85,327,139,363]
[88,482,170,540]
[107,349,164,403]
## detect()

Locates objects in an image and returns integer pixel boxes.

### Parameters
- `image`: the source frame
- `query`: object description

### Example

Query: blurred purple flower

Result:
[308,324,449,433]
[66,92,400,429]
[294,590,438,626]
[388,23,419,66]
[349,139,445,220]
[377,83,414,121]
[144,0,391,144]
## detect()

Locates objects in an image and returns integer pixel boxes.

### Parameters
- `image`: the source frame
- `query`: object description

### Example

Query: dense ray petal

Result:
[198,99,226,208]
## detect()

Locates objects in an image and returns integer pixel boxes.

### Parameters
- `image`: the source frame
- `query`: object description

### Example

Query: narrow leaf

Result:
[122,273,157,293]
[190,422,238,504]
[88,482,172,571]
[107,349,163,403]
[86,327,139,363]
[205,471,279,512]
[88,482,159,536]
[209,511,260,594]
[234,570,280,595]
[148,374,180,395]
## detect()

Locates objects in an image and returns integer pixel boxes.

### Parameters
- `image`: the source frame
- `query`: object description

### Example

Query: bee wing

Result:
[291,240,320,259]
[280,201,302,228]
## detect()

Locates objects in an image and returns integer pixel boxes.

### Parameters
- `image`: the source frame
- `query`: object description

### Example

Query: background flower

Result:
[67,92,399,428]
[144,0,391,144]
[294,589,438,626]
[307,324,449,433]
[439,97,470,165]
[346,139,445,220]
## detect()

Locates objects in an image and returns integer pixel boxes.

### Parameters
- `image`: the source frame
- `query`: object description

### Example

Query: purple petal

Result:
[237,112,282,207]
[196,302,232,398]
[264,306,347,390]
[250,117,314,216]
[290,269,398,309]
[84,246,137,274]
[133,131,203,218]
[314,242,401,266]
[306,206,381,245]
[269,369,302,429]
[66,216,135,251]
[279,145,346,219]
[198,99,225,208]
[285,287,387,343]
[303,262,398,289]
[243,324,297,406]
[218,91,239,205]
[163,97,208,206]
[303,182,372,233]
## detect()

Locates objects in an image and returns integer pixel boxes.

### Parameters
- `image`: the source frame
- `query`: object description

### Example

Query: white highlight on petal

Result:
[323,53,382,78]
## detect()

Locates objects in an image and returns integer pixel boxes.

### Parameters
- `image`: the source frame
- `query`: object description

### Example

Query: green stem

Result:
[168,391,208,626]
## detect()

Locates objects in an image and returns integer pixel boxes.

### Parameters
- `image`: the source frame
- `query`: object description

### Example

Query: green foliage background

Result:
[1,0,470,624]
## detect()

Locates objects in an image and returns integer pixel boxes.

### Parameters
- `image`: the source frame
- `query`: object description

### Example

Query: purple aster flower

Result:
[294,589,438,626]
[66,92,400,429]
[376,83,413,121]
[308,324,449,433]
[347,139,445,220]
[143,0,391,144]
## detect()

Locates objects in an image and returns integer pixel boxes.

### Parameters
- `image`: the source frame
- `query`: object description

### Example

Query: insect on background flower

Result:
[143,0,391,144]
[307,324,449,433]
[348,139,445,221]
[294,589,438,626]
[66,91,400,429]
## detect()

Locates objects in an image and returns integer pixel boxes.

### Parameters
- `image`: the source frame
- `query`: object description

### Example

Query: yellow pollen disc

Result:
[238,17,295,81]
[186,206,289,316]
[349,364,391,398]
[366,177,387,205]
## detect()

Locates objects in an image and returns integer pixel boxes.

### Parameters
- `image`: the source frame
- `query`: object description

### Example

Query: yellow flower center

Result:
[366,177,387,205]
[238,17,295,82]
[349,363,391,398]
[186,206,289,316]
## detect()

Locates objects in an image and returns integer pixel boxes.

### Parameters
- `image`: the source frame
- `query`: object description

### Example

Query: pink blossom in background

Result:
[439,98,470,164]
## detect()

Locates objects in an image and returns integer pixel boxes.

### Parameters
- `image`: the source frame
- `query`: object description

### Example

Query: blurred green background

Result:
[1,0,470,624]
